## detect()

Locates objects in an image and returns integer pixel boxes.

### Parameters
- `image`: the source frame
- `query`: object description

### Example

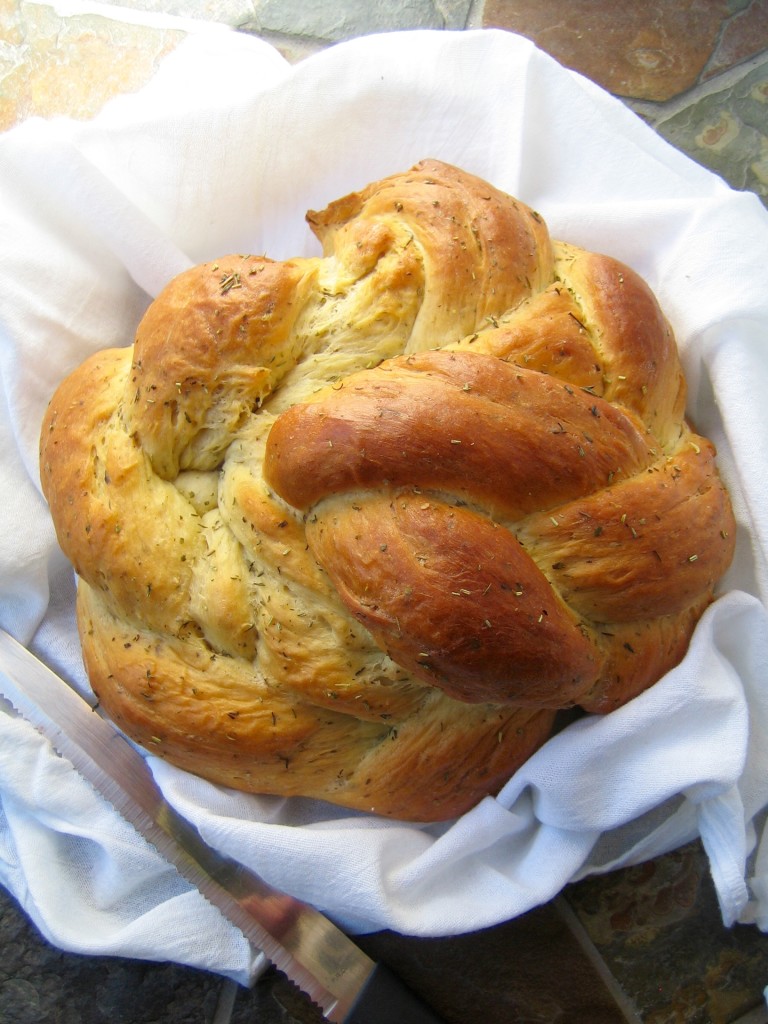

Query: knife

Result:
[0,626,446,1024]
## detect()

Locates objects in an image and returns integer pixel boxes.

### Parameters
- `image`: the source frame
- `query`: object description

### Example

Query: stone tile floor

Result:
[2,1,768,1022]
[3,838,768,1023]
[3,0,768,204]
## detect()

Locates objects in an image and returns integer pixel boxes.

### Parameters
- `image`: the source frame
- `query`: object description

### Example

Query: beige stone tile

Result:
[0,1,187,133]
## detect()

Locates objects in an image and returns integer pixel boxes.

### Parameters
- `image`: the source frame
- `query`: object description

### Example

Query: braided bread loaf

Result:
[39,160,735,821]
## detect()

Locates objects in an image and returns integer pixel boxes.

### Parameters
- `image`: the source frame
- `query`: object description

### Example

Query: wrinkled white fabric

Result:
[1,27,768,983]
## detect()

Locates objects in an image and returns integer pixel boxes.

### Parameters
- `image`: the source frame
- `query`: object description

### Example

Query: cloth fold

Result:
[1,27,768,982]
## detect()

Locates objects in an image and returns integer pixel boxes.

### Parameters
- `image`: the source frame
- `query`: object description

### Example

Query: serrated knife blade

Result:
[0,627,445,1024]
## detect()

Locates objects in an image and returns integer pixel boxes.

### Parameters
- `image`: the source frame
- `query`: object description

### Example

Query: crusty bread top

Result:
[39,160,735,820]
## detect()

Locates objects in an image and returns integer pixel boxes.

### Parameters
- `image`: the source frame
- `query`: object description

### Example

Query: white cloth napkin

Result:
[2,27,768,984]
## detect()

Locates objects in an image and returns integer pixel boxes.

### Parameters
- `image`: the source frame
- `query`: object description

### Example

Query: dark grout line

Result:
[553,895,644,1024]
[212,976,239,1024]
[626,47,768,126]
[730,1006,768,1024]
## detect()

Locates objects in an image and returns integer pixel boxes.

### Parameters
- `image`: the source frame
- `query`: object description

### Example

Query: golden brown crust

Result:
[264,350,655,518]
[304,492,604,707]
[40,159,735,820]
[126,256,318,480]
[76,581,557,820]
[307,158,554,350]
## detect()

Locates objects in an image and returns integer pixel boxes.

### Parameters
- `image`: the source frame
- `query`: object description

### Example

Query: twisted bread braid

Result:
[39,160,735,820]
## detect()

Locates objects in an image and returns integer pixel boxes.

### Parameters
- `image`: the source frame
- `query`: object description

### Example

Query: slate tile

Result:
[703,0,768,81]
[352,903,635,1024]
[482,0,729,101]
[565,842,768,1024]
[652,55,768,204]
[0,2,185,132]
[239,0,474,44]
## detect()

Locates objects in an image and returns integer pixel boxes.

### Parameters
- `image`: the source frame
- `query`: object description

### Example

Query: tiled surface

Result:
[2,1,768,1022]
[484,0,730,102]
[483,0,768,102]
[649,57,768,199]
[0,0,186,128]
[566,842,768,1024]
[0,881,635,1024]
[2,0,768,204]
[3,839,767,1023]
